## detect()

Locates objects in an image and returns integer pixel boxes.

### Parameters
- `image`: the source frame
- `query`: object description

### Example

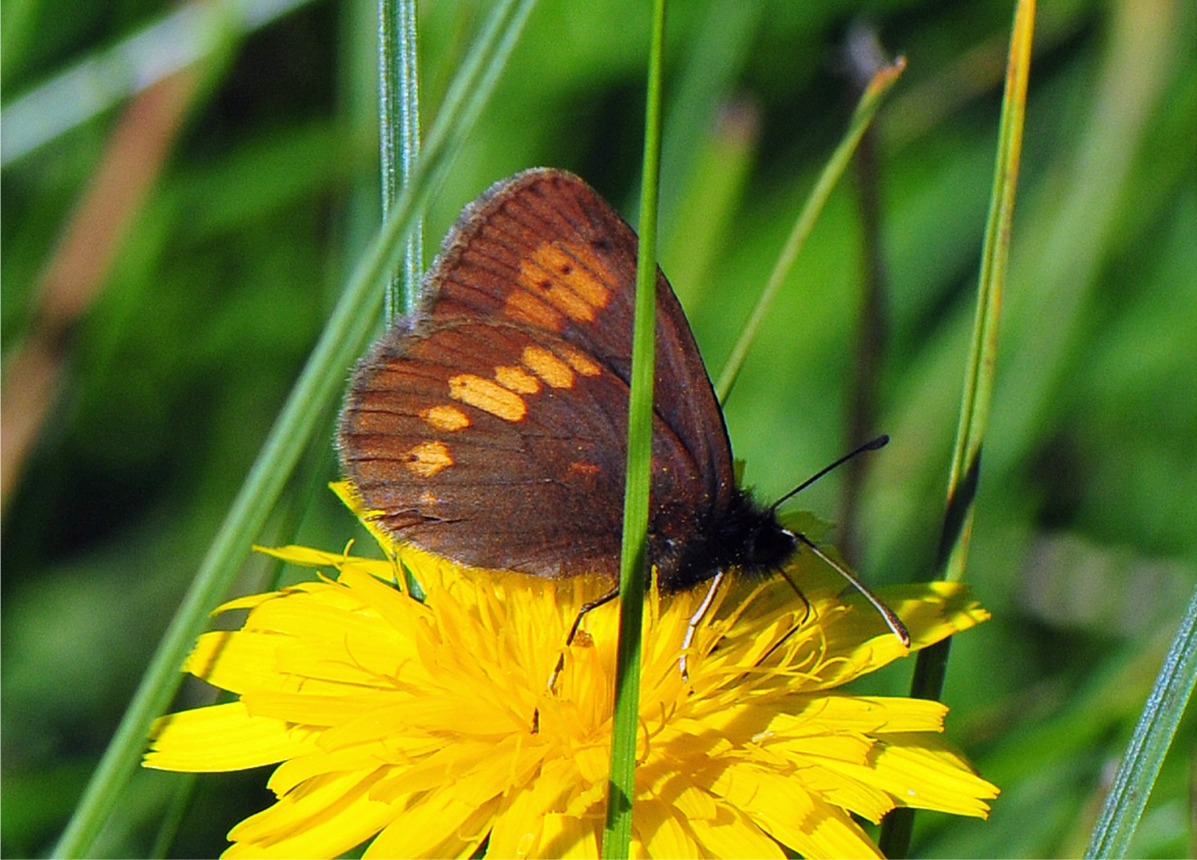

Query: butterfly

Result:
[338,168,906,647]
[338,167,796,594]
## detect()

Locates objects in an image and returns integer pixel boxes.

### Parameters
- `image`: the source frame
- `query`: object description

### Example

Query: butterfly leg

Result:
[532,584,621,733]
[679,570,725,681]
[752,567,813,666]
[794,534,910,646]
[547,584,619,692]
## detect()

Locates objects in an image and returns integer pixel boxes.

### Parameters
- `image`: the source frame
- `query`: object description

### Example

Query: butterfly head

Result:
[654,488,797,594]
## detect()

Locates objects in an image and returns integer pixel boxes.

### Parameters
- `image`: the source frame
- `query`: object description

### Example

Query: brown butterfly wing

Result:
[427,169,736,506]
[338,169,736,582]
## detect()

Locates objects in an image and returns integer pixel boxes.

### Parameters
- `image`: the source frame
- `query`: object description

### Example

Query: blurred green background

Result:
[3,0,1194,856]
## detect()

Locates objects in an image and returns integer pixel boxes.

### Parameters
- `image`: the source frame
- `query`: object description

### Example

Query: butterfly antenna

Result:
[768,434,907,646]
[769,434,889,513]
[796,533,910,646]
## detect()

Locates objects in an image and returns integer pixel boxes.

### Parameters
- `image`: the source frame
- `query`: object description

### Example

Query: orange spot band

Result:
[448,374,527,422]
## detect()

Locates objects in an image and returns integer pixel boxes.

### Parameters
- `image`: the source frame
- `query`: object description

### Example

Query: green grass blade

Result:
[396,0,422,311]
[880,1,1035,855]
[1085,584,1197,858]
[379,0,423,317]
[713,56,905,403]
[603,0,666,855]
[937,0,1034,585]
[51,2,537,854]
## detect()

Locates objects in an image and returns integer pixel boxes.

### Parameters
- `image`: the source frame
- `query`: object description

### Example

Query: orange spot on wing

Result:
[511,242,612,325]
[521,346,575,389]
[557,343,602,377]
[494,365,541,394]
[448,374,527,422]
[405,441,453,477]
[502,290,565,330]
[420,404,470,432]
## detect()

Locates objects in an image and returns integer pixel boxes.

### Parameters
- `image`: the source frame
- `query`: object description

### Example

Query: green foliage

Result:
[3,1,1194,857]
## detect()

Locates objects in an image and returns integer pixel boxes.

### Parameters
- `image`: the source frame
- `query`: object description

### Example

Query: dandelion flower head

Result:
[146,484,998,858]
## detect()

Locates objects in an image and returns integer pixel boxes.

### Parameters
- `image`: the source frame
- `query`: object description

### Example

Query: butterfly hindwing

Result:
[342,319,708,580]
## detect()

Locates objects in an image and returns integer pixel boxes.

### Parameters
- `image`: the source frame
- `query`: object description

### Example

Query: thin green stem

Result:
[602,0,666,855]
[379,0,423,317]
[396,0,422,311]
[377,0,400,315]
[938,0,1033,585]
[714,57,905,404]
[52,2,537,854]
[1085,584,1197,858]
[880,1,1034,855]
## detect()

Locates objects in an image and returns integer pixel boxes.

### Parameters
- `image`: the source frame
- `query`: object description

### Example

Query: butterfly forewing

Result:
[339,169,740,584]
[432,171,736,505]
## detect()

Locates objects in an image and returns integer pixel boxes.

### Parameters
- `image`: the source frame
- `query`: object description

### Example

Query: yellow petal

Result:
[632,798,698,858]
[145,702,313,772]
[255,541,399,585]
[268,744,399,798]
[777,802,884,860]
[362,789,497,859]
[538,813,601,859]
[225,769,394,859]
[773,694,948,736]
[685,803,786,859]
[869,734,1000,817]
[488,757,584,857]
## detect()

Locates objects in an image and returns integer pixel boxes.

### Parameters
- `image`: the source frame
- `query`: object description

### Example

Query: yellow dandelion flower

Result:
[145,484,998,858]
